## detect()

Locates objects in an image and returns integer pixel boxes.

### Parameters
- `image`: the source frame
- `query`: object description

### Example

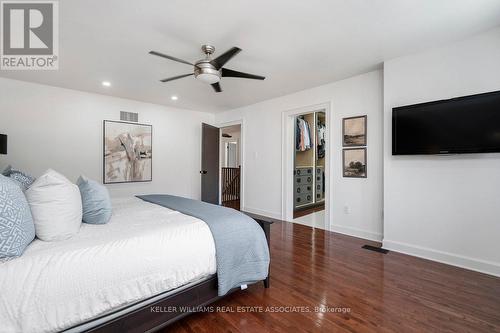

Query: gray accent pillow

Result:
[0,175,36,258]
[2,165,36,191]
[77,176,112,224]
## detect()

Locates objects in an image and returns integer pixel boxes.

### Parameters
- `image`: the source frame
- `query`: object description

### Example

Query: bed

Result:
[0,196,270,333]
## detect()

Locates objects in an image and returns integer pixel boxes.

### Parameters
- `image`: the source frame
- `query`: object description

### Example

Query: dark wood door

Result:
[201,123,220,204]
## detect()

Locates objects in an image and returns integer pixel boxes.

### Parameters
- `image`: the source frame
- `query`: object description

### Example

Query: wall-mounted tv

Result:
[392,90,500,155]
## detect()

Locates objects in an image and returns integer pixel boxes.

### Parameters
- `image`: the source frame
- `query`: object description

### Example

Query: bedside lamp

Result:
[0,134,7,155]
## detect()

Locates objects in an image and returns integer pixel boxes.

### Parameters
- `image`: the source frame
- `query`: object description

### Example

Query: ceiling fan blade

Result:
[149,51,194,66]
[221,68,265,80]
[211,82,222,93]
[210,47,241,69]
[160,73,193,82]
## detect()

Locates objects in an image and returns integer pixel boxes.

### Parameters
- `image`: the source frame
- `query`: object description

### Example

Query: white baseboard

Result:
[241,206,282,220]
[383,239,500,277]
[329,224,383,242]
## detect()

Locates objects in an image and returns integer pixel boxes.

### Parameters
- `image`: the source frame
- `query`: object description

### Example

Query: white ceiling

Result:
[1,0,500,113]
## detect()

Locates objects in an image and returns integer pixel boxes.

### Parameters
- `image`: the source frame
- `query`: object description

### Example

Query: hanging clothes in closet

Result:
[296,117,312,151]
[317,121,326,158]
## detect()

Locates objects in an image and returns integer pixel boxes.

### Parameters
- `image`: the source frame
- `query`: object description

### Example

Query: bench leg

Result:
[257,219,271,289]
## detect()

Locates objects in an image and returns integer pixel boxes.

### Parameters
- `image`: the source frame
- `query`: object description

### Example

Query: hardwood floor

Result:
[164,221,500,333]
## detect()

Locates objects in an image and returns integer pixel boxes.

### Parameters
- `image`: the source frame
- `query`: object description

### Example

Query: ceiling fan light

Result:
[197,73,220,84]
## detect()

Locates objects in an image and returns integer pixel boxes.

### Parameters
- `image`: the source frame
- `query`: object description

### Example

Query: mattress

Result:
[0,197,217,333]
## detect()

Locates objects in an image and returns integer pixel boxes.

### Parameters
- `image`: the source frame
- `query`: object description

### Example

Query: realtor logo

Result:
[1,0,58,70]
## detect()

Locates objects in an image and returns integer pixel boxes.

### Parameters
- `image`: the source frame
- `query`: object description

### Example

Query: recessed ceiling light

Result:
[171,95,178,101]
[102,81,111,87]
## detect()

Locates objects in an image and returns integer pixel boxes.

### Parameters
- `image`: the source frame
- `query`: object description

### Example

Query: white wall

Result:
[383,27,500,276]
[216,70,384,241]
[0,78,214,199]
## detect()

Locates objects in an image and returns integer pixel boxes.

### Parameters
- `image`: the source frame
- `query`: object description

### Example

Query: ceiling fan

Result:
[149,45,265,93]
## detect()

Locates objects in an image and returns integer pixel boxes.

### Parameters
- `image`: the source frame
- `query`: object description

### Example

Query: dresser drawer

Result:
[295,167,313,177]
[295,184,313,195]
[295,193,313,206]
[295,175,313,185]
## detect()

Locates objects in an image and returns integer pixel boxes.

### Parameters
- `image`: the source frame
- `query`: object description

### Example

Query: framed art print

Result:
[343,115,367,146]
[103,120,152,184]
[343,148,367,178]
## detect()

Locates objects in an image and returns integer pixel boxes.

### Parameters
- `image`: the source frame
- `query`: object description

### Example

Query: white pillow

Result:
[25,169,82,241]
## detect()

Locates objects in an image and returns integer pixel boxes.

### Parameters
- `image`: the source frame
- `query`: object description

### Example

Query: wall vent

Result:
[362,245,389,254]
[120,111,138,122]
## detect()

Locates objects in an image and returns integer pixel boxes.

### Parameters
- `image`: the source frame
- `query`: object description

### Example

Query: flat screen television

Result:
[392,90,500,155]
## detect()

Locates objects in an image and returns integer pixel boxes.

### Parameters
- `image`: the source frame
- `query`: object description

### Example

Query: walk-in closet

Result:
[294,110,326,220]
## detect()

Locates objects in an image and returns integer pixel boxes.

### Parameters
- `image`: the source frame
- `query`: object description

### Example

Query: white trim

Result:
[331,224,383,242]
[281,102,332,229]
[242,206,282,220]
[383,239,500,277]
[216,119,245,209]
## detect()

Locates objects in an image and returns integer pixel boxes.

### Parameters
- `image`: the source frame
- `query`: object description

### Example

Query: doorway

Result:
[220,124,241,210]
[282,103,331,230]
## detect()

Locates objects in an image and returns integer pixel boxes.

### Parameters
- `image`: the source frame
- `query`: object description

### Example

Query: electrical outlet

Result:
[343,205,350,214]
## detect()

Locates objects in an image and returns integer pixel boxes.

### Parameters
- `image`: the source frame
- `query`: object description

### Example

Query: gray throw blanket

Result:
[137,194,270,296]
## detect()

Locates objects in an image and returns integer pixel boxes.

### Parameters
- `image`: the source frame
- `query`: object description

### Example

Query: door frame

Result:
[216,119,245,209]
[281,102,331,230]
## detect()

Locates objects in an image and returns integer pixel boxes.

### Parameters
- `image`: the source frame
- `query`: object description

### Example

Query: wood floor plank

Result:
[163,221,500,332]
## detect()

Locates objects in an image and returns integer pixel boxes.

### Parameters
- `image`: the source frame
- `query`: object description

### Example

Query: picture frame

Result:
[103,120,152,184]
[343,148,367,178]
[343,115,367,147]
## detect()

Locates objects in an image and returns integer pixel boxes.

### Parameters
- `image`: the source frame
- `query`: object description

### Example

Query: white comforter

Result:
[0,197,217,333]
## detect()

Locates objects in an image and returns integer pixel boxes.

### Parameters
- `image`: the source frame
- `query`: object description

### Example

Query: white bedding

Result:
[0,197,217,333]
